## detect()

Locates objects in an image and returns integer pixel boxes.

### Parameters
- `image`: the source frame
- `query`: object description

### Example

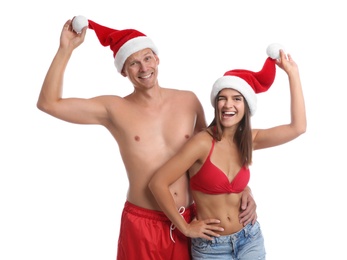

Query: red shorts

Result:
[117,201,195,260]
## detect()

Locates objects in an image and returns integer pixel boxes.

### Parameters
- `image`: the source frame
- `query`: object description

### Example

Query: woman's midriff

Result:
[194,192,244,235]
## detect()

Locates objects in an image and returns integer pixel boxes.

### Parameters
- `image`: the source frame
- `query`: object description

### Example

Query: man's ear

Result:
[120,69,127,77]
[155,54,160,65]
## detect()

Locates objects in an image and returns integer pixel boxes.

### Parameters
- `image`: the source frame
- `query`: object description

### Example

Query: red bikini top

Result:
[190,139,250,195]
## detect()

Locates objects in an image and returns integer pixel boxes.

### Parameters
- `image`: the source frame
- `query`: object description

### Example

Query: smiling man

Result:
[37,16,258,260]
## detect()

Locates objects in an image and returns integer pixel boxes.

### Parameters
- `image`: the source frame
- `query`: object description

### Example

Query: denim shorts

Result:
[191,221,266,260]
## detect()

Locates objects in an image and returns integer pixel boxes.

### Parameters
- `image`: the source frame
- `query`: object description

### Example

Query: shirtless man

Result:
[37,17,257,260]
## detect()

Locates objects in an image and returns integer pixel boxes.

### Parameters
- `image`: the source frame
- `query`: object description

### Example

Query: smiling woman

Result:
[216,88,246,127]
[149,44,306,259]
[3,1,345,259]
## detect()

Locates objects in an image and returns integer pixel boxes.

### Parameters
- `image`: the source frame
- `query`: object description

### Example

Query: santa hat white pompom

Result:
[72,15,88,33]
[266,43,285,59]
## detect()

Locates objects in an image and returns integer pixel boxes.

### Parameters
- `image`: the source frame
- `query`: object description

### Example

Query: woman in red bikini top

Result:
[149,44,306,259]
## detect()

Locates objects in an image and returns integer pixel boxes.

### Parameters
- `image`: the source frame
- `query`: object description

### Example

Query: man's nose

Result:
[139,62,148,71]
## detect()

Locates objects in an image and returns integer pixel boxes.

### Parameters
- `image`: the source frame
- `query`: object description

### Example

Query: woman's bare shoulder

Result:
[189,130,214,148]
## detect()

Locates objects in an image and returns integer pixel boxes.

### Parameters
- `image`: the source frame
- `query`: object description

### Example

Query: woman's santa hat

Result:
[210,43,284,116]
[72,15,158,73]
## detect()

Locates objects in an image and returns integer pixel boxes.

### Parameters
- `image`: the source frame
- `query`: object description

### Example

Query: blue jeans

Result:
[191,221,266,260]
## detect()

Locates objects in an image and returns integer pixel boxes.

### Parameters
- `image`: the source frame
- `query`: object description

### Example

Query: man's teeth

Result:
[141,74,151,79]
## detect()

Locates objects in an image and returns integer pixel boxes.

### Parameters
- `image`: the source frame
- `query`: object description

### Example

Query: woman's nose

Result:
[224,98,234,107]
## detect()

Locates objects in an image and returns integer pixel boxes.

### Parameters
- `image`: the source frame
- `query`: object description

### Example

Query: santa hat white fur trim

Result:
[114,36,158,73]
[211,76,257,116]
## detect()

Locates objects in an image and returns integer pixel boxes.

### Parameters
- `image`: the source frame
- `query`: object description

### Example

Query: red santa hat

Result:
[72,15,158,73]
[210,43,284,116]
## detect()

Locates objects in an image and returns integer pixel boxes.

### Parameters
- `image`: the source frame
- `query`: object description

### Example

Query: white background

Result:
[1,1,346,259]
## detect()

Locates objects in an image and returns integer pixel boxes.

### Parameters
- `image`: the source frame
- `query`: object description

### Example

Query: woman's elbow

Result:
[299,126,307,135]
[148,177,157,193]
[295,123,307,137]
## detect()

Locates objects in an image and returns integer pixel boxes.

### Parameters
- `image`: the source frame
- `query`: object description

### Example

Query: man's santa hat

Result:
[72,15,158,73]
[210,43,284,116]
